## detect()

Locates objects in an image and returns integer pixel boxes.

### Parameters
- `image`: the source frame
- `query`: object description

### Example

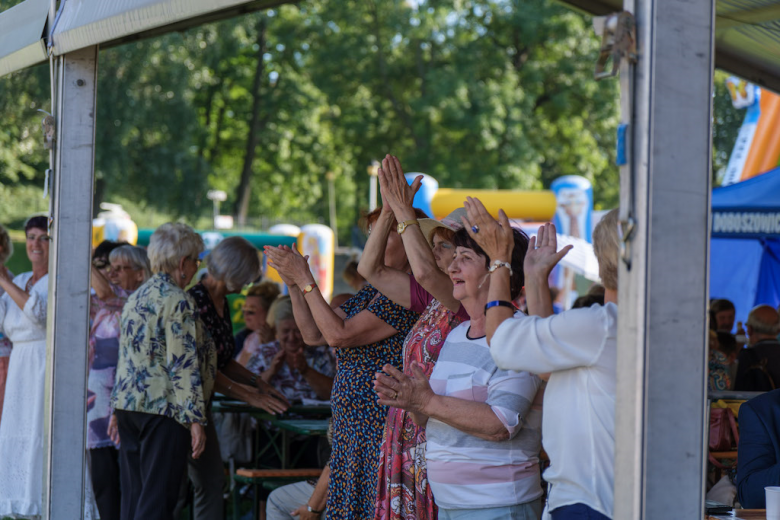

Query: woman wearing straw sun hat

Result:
[359,155,473,520]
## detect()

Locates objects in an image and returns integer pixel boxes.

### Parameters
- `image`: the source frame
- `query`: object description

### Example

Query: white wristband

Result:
[488,260,512,276]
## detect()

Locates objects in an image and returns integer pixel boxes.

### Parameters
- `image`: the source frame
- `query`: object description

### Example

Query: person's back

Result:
[737,389,780,507]
[734,305,780,391]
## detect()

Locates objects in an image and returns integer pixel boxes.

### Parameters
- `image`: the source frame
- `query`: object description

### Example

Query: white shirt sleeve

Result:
[490,305,615,374]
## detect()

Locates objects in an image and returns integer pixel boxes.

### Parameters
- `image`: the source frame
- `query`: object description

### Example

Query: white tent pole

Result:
[613,0,714,516]
[43,44,97,520]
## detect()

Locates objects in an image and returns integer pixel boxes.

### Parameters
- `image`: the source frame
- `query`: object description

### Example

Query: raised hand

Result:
[524,222,573,280]
[264,245,314,288]
[377,154,422,221]
[461,196,514,262]
[265,349,285,378]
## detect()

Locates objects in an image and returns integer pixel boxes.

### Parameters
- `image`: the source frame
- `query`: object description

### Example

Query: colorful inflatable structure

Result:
[92,203,138,247]
[721,79,780,186]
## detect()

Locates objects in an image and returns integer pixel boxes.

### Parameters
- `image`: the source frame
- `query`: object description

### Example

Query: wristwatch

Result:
[302,282,318,295]
[307,505,324,515]
[397,219,419,235]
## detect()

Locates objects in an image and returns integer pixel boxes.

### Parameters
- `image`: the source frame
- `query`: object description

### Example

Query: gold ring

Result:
[393,391,398,399]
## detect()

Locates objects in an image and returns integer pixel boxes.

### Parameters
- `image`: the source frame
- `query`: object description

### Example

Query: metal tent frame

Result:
[0,0,775,517]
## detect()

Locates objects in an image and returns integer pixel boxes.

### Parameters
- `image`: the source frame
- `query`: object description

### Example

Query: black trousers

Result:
[116,410,189,520]
[89,447,121,520]
[173,412,225,520]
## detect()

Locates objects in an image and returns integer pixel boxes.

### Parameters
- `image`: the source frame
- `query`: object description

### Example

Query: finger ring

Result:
[472,225,480,234]
[393,391,398,399]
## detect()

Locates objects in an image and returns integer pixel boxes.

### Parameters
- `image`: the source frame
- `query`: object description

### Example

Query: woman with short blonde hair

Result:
[147,222,205,276]
[111,222,215,520]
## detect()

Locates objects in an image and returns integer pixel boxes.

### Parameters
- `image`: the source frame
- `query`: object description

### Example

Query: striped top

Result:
[425,321,544,510]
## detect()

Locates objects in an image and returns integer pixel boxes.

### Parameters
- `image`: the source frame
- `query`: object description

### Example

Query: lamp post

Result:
[367,160,380,211]
[207,190,227,230]
[326,171,338,248]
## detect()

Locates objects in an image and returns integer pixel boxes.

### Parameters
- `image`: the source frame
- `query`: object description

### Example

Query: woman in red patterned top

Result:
[359,154,470,520]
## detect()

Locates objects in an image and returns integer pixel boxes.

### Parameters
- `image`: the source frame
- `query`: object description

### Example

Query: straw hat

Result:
[418,207,467,246]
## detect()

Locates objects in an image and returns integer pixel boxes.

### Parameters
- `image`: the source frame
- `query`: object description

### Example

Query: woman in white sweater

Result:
[463,199,619,520]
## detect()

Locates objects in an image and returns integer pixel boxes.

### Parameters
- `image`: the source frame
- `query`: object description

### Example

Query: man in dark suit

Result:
[733,306,780,391]
[737,389,780,507]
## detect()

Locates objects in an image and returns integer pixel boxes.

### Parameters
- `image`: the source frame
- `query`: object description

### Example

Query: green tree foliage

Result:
[0,0,743,239]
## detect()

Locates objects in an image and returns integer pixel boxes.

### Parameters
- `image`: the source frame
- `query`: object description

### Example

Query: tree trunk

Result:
[234,16,267,226]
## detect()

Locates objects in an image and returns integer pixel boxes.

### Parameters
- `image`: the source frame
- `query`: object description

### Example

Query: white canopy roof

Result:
[0,0,48,77]
[50,0,287,55]
[0,0,289,78]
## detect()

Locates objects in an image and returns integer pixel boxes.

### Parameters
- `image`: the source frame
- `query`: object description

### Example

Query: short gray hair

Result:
[206,236,260,292]
[270,296,295,325]
[110,245,152,282]
[0,224,12,265]
[147,223,204,275]
[747,305,780,336]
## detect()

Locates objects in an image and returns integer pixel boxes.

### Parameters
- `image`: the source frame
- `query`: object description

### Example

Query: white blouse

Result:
[0,272,49,344]
[491,303,617,519]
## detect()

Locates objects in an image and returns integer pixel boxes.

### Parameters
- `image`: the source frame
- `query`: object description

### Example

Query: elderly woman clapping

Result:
[464,198,619,520]
[244,296,335,403]
[374,217,545,519]
[111,223,216,520]
[264,208,422,520]
[359,154,470,520]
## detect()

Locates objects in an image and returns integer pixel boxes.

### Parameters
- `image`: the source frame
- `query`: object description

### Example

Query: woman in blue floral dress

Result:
[265,207,426,520]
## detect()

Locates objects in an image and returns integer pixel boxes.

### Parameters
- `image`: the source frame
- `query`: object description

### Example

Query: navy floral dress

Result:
[188,282,234,371]
[327,285,420,520]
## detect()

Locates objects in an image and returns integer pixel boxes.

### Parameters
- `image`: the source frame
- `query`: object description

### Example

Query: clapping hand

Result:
[461,196,514,262]
[263,245,313,288]
[524,223,573,280]
[377,154,422,221]
[374,362,434,413]
[287,350,310,375]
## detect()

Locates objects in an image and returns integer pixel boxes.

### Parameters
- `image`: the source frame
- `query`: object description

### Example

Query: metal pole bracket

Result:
[594,11,637,80]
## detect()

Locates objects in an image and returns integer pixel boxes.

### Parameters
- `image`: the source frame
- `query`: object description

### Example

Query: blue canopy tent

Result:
[711,167,780,323]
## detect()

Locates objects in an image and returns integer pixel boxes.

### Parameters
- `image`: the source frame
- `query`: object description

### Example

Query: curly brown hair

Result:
[246,281,281,310]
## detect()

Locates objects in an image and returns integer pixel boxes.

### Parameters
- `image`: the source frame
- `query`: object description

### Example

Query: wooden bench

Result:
[232,468,323,520]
